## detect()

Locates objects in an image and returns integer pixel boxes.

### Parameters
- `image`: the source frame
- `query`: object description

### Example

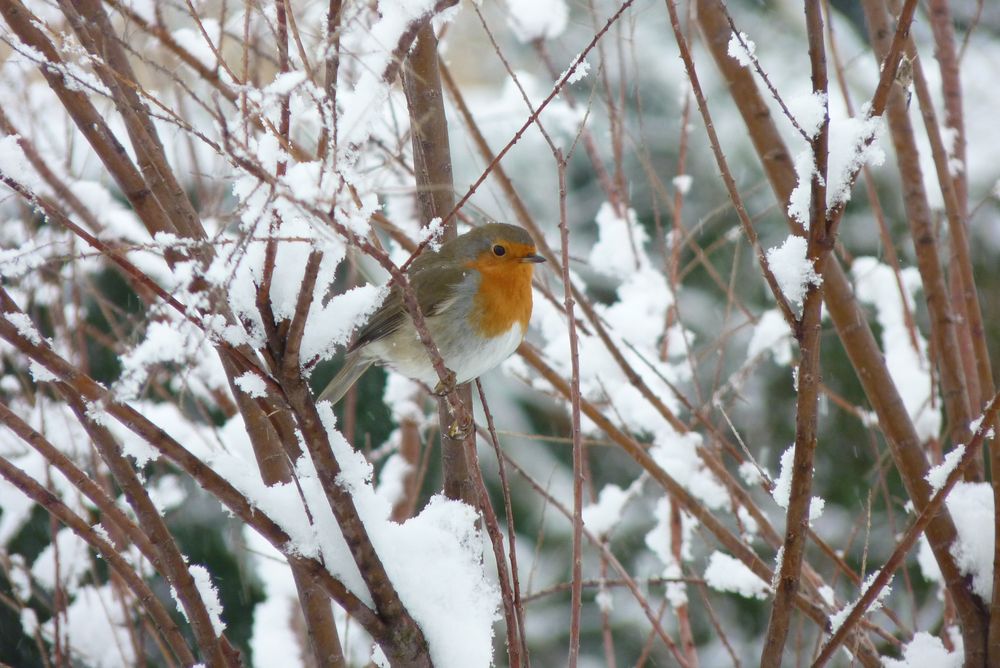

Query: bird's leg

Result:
[434,370,471,437]
[432,368,458,397]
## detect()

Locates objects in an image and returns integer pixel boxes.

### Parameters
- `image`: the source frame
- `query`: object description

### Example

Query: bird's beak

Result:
[521,253,546,264]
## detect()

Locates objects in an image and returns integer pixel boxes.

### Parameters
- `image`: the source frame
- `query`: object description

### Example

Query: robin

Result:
[317,222,546,404]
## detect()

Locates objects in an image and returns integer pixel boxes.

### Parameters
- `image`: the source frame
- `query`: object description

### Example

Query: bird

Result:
[317,222,545,404]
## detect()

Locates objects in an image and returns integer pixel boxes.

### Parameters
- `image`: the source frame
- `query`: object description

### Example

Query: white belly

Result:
[366,320,526,388]
[446,322,525,385]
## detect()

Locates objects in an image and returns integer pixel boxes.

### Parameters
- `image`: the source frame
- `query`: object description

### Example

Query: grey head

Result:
[413,223,542,269]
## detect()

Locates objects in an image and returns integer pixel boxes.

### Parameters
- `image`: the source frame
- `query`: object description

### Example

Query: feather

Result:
[350,263,469,350]
[317,350,374,404]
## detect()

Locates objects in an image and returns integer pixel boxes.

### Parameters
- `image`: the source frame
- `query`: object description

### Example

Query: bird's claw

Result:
[448,416,474,439]
[432,369,458,397]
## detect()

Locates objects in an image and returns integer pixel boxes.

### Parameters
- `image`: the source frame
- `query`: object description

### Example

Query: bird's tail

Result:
[317,350,373,405]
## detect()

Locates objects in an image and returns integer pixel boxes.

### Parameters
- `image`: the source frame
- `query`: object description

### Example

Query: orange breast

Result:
[467,254,535,338]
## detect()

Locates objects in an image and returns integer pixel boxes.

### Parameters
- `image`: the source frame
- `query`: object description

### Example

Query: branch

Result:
[815,393,1000,666]
[694,2,980,647]
[0,290,386,641]
[401,20,477,505]
[761,2,829,663]
[0,403,196,666]
[62,392,234,667]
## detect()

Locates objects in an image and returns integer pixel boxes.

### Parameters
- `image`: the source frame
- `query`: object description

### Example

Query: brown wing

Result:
[349,264,468,351]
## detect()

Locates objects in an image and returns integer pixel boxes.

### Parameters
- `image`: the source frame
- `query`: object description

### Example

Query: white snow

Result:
[582,483,633,538]
[765,235,822,310]
[265,71,308,96]
[382,374,426,424]
[31,528,91,591]
[6,311,42,345]
[337,0,443,148]
[147,475,187,514]
[563,58,591,84]
[747,309,794,367]
[374,453,413,509]
[301,284,387,365]
[969,413,996,441]
[727,31,756,68]
[925,445,965,494]
[650,430,729,511]
[235,372,268,398]
[672,174,693,195]
[829,570,892,633]
[645,496,695,609]
[738,460,767,487]
[171,20,222,70]
[173,565,227,636]
[506,0,568,43]
[882,632,962,668]
[29,360,58,383]
[825,115,884,209]
[114,317,228,404]
[788,91,828,139]
[852,257,940,441]
[772,444,825,522]
[589,203,649,279]
[946,482,993,602]
[246,537,301,666]
[918,481,994,604]
[0,135,39,193]
[43,584,137,667]
[786,115,884,225]
[703,551,770,600]
[595,586,614,612]
[418,217,446,252]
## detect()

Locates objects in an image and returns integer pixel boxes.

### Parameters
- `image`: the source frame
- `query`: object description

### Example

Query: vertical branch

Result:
[760,4,828,664]
[923,0,1000,658]
[693,3,983,656]
[318,0,344,160]
[281,251,348,668]
[389,418,424,523]
[477,381,530,665]
[670,503,698,667]
[401,21,477,505]
[908,46,993,411]
[860,0,976,485]
[257,0,291,363]
[463,396,522,668]
[820,2,924,357]
[556,150,585,668]
[918,8,998,650]
[927,0,967,212]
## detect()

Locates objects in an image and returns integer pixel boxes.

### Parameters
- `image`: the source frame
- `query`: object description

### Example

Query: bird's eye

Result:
[492,244,506,257]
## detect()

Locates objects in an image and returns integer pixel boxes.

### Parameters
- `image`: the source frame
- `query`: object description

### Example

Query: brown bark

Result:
[401,22,478,507]
[695,2,985,661]
[761,2,829,663]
